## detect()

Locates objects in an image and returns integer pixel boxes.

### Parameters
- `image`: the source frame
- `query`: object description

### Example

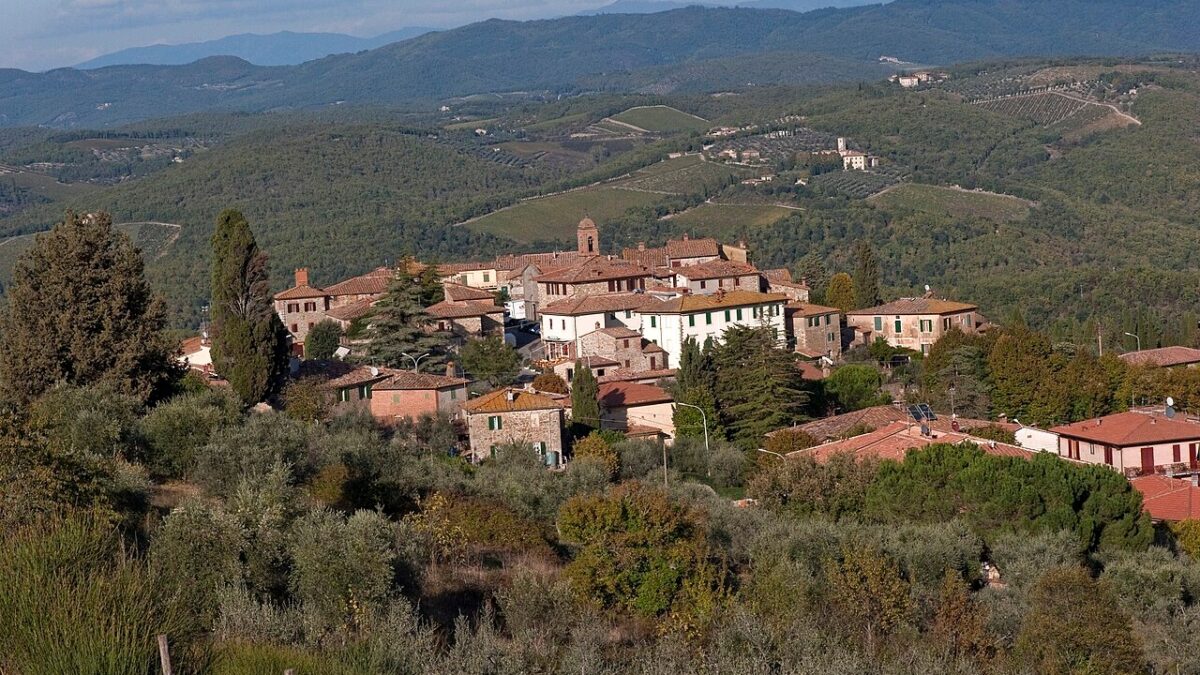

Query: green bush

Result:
[141,389,241,479]
[194,413,314,497]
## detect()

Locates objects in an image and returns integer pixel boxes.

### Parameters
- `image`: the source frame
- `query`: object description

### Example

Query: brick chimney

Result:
[637,241,646,251]
[446,361,457,377]
[295,268,309,288]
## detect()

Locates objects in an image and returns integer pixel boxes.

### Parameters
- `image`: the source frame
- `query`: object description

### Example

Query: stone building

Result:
[461,388,566,465]
[787,301,843,360]
[846,297,982,355]
[370,368,470,422]
[275,268,331,345]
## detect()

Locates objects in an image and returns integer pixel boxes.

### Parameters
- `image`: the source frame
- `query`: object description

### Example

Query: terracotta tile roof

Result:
[443,283,496,302]
[641,341,666,354]
[595,326,642,339]
[1131,475,1200,522]
[599,381,674,407]
[425,300,503,319]
[650,290,788,313]
[496,251,587,272]
[762,268,793,283]
[797,361,827,380]
[299,361,394,389]
[438,260,496,274]
[374,370,469,391]
[325,267,392,297]
[847,298,977,316]
[675,260,760,281]
[534,257,651,284]
[326,299,375,322]
[181,336,206,355]
[793,421,1034,463]
[665,236,721,260]
[623,424,667,439]
[787,301,840,316]
[1050,411,1200,447]
[575,355,620,368]
[542,293,656,316]
[598,368,677,383]
[275,284,328,300]
[1119,346,1200,368]
[796,404,1002,442]
[621,245,669,268]
[462,388,564,413]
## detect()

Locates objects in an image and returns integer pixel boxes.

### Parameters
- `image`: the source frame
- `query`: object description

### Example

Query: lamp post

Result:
[756,448,786,461]
[1123,332,1141,352]
[401,352,430,372]
[674,401,711,477]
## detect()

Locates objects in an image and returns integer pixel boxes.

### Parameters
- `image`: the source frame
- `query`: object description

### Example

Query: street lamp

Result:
[674,401,711,477]
[1123,332,1141,352]
[401,352,431,372]
[756,448,786,460]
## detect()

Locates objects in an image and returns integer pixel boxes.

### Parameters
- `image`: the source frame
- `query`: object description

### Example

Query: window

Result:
[392,394,400,403]
[607,280,616,292]
[943,317,952,330]
[724,310,731,322]
[308,322,315,330]
[894,318,902,333]
[700,280,708,290]
[624,359,630,368]
[488,415,502,431]
[287,303,298,313]
[963,315,972,327]
[339,388,349,402]
[650,356,657,369]
[358,385,371,400]
[873,316,882,331]
[290,324,299,333]
[824,315,831,325]
[303,301,316,312]
[1174,445,1182,463]
[920,344,929,355]
[650,316,657,328]
[450,389,457,400]
[736,309,743,321]
[718,279,724,288]
[625,310,632,319]
[482,273,490,283]
[705,312,712,325]
[688,315,695,327]
[828,332,836,343]
[536,441,547,453]
[919,319,933,333]
[561,320,566,330]
[597,369,606,376]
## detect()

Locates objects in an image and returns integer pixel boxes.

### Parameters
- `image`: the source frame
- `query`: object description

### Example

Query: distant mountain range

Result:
[2,0,1197,128]
[583,0,881,14]
[75,28,435,69]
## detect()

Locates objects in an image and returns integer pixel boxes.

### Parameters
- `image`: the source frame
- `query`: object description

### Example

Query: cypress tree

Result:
[826,272,856,314]
[571,361,600,437]
[853,240,882,309]
[0,211,179,405]
[209,209,288,406]
[711,325,808,448]
[365,258,449,371]
[673,337,721,439]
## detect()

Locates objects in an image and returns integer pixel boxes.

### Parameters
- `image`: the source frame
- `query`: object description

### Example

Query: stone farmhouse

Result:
[846,296,983,355]
[460,388,566,465]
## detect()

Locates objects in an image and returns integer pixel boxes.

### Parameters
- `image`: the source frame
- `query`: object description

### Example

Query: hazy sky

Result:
[1,0,610,71]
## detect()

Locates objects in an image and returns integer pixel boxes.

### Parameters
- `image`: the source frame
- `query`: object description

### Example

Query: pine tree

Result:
[826,273,856,314]
[0,211,179,405]
[304,320,343,361]
[365,258,450,372]
[209,209,288,406]
[673,337,721,440]
[853,240,882,309]
[571,361,600,437]
[711,325,809,448]
[988,327,1052,420]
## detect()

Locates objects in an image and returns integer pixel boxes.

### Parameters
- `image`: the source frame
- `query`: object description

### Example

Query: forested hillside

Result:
[3,0,1198,128]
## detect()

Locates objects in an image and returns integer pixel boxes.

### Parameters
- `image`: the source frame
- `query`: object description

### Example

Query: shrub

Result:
[194,413,314,497]
[151,500,244,627]
[763,427,817,456]
[748,453,879,521]
[281,377,330,422]
[304,320,343,361]
[27,384,143,462]
[572,432,620,479]
[141,389,241,479]
[532,372,569,394]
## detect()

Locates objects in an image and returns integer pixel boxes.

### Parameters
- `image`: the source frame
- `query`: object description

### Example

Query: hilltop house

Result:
[426,283,505,343]
[621,233,724,268]
[598,381,675,441]
[461,388,566,465]
[846,297,982,355]
[639,290,789,367]
[539,293,653,360]
[275,268,332,346]
[1119,346,1200,369]
[786,301,843,359]
[672,260,762,295]
[1050,411,1200,476]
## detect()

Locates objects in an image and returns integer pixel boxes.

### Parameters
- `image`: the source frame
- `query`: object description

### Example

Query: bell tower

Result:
[577,216,599,256]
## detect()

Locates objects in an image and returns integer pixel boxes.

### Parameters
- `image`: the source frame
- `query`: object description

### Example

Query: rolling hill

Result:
[2,0,1197,128]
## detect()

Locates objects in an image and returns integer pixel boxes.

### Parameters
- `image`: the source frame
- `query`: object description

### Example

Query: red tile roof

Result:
[675,260,760,281]
[621,245,669,268]
[650,290,788,313]
[1050,411,1200,447]
[1131,475,1200,522]
[438,260,496,274]
[762,268,793,283]
[542,293,657,316]
[574,355,620,368]
[462,388,564,413]
[374,370,469,391]
[496,251,587,272]
[594,326,642,339]
[181,335,206,355]
[326,299,375,322]
[597,368,676,384]
[324,267,392,297]
[425,300,502,319]
[797,361,827,380]
[1119,346,1200,368]
[299,361,394,389]
[794,421,1034,463]
[847,298,977,316]
[443,283,496,302]
[534,257,651,284]
[787,301,841,316]
[666,236,721,260]
[599,382,674,408]
[796,404,1006,442]
[275,284,328,300]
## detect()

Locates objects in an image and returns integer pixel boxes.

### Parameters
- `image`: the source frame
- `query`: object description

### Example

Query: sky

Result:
[0,0,610,72]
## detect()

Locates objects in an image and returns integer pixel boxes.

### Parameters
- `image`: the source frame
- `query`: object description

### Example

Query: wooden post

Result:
[157,634,173,675]
[284,669,296,675]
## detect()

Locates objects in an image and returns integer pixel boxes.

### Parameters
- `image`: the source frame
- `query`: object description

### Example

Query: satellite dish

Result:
[1167,396,1175,407]
[1167,406,1177,419]
[924,284,931,292]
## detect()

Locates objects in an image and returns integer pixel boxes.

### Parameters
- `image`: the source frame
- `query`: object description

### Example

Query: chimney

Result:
[446,361,456,377]
[295,268,309,287]
[1192,474,1198,487]
[638,241,646,251]
[506,389,516,402]
[682,232,689,241]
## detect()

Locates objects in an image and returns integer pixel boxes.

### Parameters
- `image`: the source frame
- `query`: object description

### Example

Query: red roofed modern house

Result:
[1119,346,1200,369]
[460,388,566,465]
[1050,411,1200,476]
[598,381,675,441]
[792,420,1033,464]
[1130,475,1200,522]
[370,368,470,422]
[846,297,982,355]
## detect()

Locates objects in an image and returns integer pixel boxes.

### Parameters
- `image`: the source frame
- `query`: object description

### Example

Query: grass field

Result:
[669,202,797,237]
[608,106,710,133]
[615,155,747,194]
[443,117,500,131]
[0,167,99,202]
[0,221,180,286]
[872,183,1032,223]
[464,187,664,242]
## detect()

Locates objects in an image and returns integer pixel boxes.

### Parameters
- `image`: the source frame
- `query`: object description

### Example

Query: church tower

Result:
[577,216,599,256]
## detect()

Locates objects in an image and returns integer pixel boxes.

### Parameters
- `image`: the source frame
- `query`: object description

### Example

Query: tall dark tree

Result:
[210,209,288,406]
[570,361,600,437]
[460,336,521,388]
[793,252,829,305]
[365,258,450,372]
[853,240,882,310]
[711,325,808,448]
[304,319,343,361]
[826,272,856,314]
[674,337,721,440]
[0,211,179,405]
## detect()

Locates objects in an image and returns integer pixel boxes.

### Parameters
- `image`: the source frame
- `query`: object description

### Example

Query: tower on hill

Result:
[577,216,599,256]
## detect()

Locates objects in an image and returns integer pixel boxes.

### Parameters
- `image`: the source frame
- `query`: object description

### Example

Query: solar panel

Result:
[919,404,937,421]
[908,405,925,422]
